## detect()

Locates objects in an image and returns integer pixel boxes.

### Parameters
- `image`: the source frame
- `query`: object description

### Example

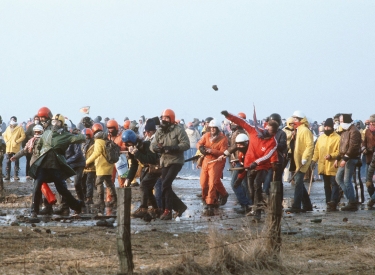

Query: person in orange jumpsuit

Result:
[106,120,127,204]
[197,118,229,216]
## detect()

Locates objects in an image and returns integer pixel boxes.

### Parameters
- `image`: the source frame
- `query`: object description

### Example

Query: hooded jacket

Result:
[293,117,314,173]
[312,132,340,176]
[3,125,26,154]
[225,113,278,173]
[29,130,85,179]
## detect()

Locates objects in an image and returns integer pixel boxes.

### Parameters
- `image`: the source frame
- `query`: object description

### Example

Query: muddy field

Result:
[1,167,375,274]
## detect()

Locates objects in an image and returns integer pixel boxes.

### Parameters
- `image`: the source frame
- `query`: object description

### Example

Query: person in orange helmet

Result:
[197,118,229,216]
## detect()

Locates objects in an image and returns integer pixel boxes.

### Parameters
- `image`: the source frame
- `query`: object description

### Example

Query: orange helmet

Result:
[123,120,131,129]
[238,112,246,119]
[161,109,175,124]
[106,119,119,130]
[38,107,53,119]
[92,123,103,134]
[81,128,93,138]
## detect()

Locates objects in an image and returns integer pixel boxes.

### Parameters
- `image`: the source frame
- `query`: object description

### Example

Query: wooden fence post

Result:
[267,180,282,253]
[117,187,134,274]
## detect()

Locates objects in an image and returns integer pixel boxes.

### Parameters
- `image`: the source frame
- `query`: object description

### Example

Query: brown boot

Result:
[131,207,148,218]
[341,202,358,211]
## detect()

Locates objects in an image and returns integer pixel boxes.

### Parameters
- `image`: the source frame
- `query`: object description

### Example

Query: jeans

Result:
[154,177,163,208]
[322,175,339,204]
[230,164,252,206]
[6,153,19,176]
[263,169,272,195]
[31,168,81,214]
[292,171,312,210]
[161,163,185,211]
[335,159,357,203]
[82,172,95,199]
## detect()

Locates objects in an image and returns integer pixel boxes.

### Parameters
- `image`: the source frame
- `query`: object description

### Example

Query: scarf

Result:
[25,137,38,153]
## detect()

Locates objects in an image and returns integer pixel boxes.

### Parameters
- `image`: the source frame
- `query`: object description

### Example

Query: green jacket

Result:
[29,130,85,179]
[151,124,190,167]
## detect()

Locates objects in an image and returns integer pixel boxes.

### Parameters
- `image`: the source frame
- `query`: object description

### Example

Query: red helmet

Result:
[38,107,53,119]
[238,112,246,119]
[92,123,103,134]
[81,128,93,138]
[106,119,119,130]
[123,120,131,129]
[161,109,175,124]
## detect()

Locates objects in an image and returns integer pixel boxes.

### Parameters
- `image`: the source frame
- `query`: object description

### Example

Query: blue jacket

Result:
[66,143,86,168]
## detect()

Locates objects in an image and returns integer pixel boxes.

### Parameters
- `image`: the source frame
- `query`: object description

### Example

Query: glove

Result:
[199,146,207,155]
[233,177,243,188]
[221,110,229,117]
[152,145,164,154]
[250,162,257,170]
[301,159,307,165]
[163,145,179,153]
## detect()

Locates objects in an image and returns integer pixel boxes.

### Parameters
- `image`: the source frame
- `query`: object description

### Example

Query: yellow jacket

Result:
[312,132,340,176]
[3,125,26,153]
[294,118,314,173]
[85,139,114,175]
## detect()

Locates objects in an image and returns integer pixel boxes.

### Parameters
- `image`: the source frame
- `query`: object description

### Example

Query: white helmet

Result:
[235,133,249,143]
[292,110,305,119]
[33,124,44,133]
[208,119,221,129]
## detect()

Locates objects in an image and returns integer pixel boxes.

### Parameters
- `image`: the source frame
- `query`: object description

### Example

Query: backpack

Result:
[104,139,121,164]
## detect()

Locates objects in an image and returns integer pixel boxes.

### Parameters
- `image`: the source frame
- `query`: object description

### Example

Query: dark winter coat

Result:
[66,142,86,169]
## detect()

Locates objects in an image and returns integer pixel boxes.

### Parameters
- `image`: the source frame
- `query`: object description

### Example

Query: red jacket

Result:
[226,113,278,172]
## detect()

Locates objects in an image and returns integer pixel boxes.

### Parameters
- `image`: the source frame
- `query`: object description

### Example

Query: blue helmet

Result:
[122,129,137,144]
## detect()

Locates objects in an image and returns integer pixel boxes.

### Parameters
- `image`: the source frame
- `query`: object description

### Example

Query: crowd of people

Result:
[0,107,373,222]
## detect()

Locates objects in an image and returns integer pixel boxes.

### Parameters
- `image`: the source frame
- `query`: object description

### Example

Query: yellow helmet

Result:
[52,114,65,125]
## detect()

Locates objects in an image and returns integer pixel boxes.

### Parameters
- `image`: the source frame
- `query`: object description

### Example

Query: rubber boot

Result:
[39,205,53,215]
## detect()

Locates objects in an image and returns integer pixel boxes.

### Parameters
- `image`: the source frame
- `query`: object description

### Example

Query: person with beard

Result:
[197,118,229,216]
[150,109,190,220]
[218,133,252,214]
[85,123,117,213]
[24,115,41,180]
[28,114,86,217]
[334,113,361,211]
[311,118,341,211]
[3,116,26,181]
[221,111,278,221]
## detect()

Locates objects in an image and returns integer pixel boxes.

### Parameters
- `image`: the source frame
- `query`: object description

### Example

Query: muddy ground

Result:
[1,165,375,274]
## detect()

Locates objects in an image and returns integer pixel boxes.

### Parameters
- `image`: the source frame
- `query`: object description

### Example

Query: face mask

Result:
[109,129,118,136]
[34,120,40,125]
[324,129,334,136]
[160,120,171,129]
[293,121,302,129]
[52,124,63,132]
[340,123,352,130]
[237,146,247,153]
[230,124,238,131]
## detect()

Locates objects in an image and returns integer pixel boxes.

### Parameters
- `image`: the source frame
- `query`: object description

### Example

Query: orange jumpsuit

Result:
[106,131,127,202]
[197,132,228,205]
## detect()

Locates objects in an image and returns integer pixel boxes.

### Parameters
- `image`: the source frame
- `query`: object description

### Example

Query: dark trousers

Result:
[323,174,339,204]
[6,153,19,175]
[161,164,186,211]
[31,168,80,214]
[95,175,117,203]
[26,153,31,176]
[82,172,95,199]
[139,168,160,208]
[248,170,268,218]
[72,166,85,200]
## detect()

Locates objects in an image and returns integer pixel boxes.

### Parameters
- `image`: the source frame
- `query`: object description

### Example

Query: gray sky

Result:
[1,1,374,125]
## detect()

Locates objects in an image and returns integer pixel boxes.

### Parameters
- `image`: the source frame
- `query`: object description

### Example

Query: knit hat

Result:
[341,113,353,123]
[324,118,334,128]
[144,119,156,131]
[10,116,17,122]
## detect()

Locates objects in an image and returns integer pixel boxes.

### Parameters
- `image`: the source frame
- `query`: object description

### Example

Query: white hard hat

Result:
[235,133,249,143]
[33,125,44,132]
[292,110,306,119]
[208,119,221,129]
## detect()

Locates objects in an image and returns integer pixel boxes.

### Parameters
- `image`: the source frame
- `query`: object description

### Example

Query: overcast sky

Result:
[1,1,374,125]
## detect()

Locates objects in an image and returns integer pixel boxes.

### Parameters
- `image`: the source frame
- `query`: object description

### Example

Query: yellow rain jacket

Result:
[3,125,26,154]
[294,117,314,173]
[312,132,340,176]
[85,138,114,176]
